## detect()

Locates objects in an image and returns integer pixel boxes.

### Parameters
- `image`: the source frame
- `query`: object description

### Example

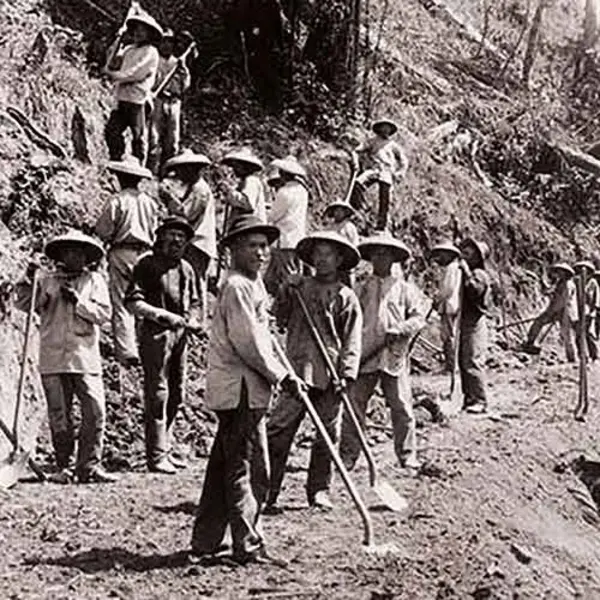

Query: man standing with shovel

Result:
[339,231,425,473]
[15,230,116,484]
[190,214,304,565]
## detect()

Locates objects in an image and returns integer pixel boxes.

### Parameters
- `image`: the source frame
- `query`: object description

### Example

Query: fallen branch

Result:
[6,107,67,159]
[553,142,600,177]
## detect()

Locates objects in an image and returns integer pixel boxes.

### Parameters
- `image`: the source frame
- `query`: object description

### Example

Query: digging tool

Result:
[575,270,589,421]
[0,269,46,488]
[496,316,537,331]
[270,337,374,546]
[291,287,408,513]
[213,201,232,291]
[105,1,140,71]
[152,36,198,101]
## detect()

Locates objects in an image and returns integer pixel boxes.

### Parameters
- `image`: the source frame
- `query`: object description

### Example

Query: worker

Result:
[431,242,462,372]
[340,231,425,473]
[458,238,492,414]
[323,200,359,287]
[190,214,303,565]
[267,231,362,512]
[159,149,216,324]
[104,6,162,163]
[221,148,267,225]
[351,118,408,231]
[147,29,192,174]
[95,156,159,367]
[15,230,116,484]
[522,263,577,362]
[574,260,597,361]
[125,217,203,474]
[264,155,309,296]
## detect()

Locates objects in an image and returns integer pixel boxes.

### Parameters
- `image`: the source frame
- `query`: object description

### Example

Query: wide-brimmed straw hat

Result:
[155,216,195,241]
[45,230,105,264]
[430,242,461,260]
[107,155,153,179]
[221,148,263,172]
[271,155,307,178]
[460,237,489,264]
[164,149,211,171]
[573,260,595,274]
[372,119,398,136]
[324,200,356,219]
[550,262,575,278]
[296,231,360,271]
[220,214,280,248]
[126,9,164,40]
[359,231,411,263]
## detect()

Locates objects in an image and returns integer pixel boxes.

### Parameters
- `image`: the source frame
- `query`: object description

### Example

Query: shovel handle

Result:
[13,270,39,446]
[272,336,373,546]
[291,288,378,487]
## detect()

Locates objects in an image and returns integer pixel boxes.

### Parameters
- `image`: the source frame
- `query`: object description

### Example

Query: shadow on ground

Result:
[24,548,190,573]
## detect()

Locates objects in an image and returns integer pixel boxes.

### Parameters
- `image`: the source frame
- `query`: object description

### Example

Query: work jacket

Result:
[205,270,287,410]
[461,267,491,322]
[268,180,309,250]
[154,54,190,99]
[356,136,408,185]
[228,174,267,223]
[274,277,362,390]
[15,268,111,375]
[159,177,217,259]
[125,253,200,334]
[358,274,425,376]
[437,260,461,317]
[95,188,159,250]
[109,44,159,105]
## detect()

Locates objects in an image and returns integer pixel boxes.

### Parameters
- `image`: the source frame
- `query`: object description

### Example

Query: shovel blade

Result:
[374,480,409,513]
[0,451,29,489]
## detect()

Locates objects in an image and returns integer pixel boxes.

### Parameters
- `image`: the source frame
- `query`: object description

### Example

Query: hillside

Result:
[1,0,600,598]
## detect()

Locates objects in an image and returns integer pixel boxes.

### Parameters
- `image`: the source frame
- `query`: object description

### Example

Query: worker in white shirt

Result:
[264,155,309,295]
[104,7,162,163]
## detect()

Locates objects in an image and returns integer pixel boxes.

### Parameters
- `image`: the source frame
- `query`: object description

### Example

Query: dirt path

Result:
[2,359,600,600]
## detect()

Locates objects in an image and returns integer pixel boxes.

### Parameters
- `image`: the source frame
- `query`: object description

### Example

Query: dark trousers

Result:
[351,176,392,230]
[459,316,488,407]
[139,327,187,466]
[267,385,341,505]
[191,388,269,557]
[105,101,147,162]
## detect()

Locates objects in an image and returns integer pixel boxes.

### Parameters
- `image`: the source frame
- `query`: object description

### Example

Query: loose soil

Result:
[2,356,600,600]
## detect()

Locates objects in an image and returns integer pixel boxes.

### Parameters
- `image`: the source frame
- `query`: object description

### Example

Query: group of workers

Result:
[9,3,501,565]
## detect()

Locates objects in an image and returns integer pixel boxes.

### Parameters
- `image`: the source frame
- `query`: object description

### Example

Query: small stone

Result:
[510,542,533,564]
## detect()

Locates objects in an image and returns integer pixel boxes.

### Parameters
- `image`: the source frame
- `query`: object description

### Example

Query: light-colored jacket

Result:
[154,54,191,98]
[95,189,159,249]
[15,269,111,375]
[228,174,267,222]
[205,270,287,410]
[438,260,461,317]
[269,180,309,249]
[356,136,408,185]
[108,44,159,105]
[159,177,217,259]
[358,274,424,376]
[274,277,362,389]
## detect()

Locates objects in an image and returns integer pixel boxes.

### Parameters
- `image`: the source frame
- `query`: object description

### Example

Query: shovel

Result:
[575,269,589,421]
[0,269,46,488]
[291,287,408,513]
[271,336,373,547]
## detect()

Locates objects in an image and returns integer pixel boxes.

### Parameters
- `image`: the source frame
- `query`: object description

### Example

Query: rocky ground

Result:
[2,351,600,600]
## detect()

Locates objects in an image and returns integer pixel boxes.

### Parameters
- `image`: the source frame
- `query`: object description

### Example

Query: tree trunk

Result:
[522,0,547,85]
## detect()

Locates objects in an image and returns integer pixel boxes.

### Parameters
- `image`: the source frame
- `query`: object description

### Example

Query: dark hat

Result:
[460,237,489,264]
[155,216,195,240]
[323,200,357,219]
[45,230,105,264]
[372,119,398,136]
[359,231,411,263]
[296,231,360,271]
[220,214,280,248]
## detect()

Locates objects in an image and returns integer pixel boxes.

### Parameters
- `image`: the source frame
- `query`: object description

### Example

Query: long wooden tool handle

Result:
[13,270,39,447]
[292,288,378,487]
[271,336,373,546]
[153,41,196,99]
